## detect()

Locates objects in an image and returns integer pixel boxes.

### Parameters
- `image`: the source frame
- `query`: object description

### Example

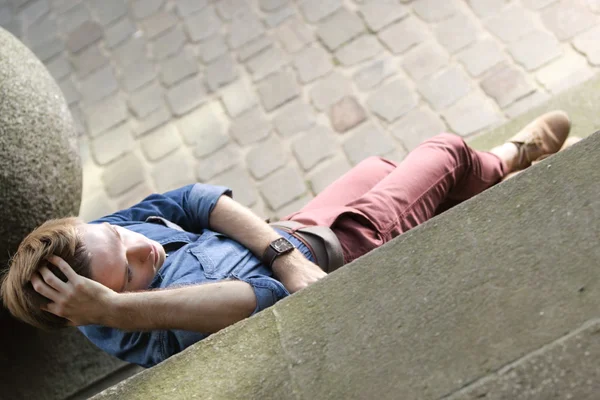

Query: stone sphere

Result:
[0,27,82,269]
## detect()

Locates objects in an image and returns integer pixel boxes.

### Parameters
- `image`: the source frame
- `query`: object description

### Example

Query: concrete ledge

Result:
[93,130,600,399]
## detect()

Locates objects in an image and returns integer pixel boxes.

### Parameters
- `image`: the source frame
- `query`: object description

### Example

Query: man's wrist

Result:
[101,291,124,328]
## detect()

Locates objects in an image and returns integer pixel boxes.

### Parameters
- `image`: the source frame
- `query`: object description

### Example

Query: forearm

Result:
[105,280,256,333]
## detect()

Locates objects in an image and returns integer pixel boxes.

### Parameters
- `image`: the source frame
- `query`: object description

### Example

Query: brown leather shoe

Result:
[502,135,581,181]
[508,110,571,171]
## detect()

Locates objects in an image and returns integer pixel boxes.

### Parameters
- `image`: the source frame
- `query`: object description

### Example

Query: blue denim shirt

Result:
[78,184,314,368]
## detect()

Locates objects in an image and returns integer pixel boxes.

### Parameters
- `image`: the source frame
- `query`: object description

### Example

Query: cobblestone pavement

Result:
[3,0,600,221]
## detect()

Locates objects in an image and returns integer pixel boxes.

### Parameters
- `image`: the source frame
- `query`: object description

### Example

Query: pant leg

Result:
[334,133,506,262]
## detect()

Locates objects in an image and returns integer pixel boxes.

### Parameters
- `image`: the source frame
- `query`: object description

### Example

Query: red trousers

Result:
[283,133,506,264]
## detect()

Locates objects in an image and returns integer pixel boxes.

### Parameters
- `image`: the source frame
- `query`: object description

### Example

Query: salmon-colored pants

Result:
[282,133,507,265]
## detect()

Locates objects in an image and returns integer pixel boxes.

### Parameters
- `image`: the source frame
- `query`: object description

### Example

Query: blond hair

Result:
[1,217,91,330]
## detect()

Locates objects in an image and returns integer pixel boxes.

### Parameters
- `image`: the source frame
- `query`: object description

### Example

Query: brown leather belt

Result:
[269,221,345,273]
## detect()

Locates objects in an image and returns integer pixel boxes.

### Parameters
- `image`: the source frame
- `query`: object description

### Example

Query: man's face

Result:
[78,223,166,292]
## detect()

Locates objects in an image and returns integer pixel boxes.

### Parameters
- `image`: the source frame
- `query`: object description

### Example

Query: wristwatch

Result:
[262,237,295,267]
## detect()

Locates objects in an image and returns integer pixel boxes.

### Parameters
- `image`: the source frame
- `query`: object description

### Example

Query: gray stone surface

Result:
[299,0,341,23]
[486,5,536,42]
[237,36,273,62]
[334,35,383,66]
[198,34,228,64]
[141,11,177,39]
[259,165,307,209]
[246,136,287,179]
[508,30,562,71]
[120,60,156,92]
[72,44,107,78]
[211,166,257,207]
[102,152,145,196]
[66,20,102,53]
[291,125,337,170]
[0,25,81,277]
[272,100,316,137]
[442,92,502,136]
[103,17,135,49]
[316,8,364,51]
[184,5,219,42]
[307,156,352,194]
[343,121,395,164]
[434,13,479,54]
[276,18,313,53]
[257,69,300,112]
[80,65,119,103]
[195,145,241,181]
[412,0,458,21]
[457,39,505,77]
[151,149,195,193]
[206,54,238,92]
[129,83,164,118]
[177,103,226,147]
[329,96,367,133]
[84,94,128,137]
[140,123,182,161]
[390,107,447,151]
[402,42,448,81]
[309,72,353,111]
[93,129,600,400]
[229,108,271,145]
[131,0,163,20]
[368,79,418,122]
[353,56,396,91]
[378,16,429,55]
[90,123,134,165]
[293,45,332,83]
[541,0,596,40]
[245,45,288,82]
[228,13,264,49]
[165,75,207,116]
[573,25,600,65]
[89,0,127,26]
[220,79,258,118]
[151,26,186,59]
[481,63,534,107]
[418,66,472,111]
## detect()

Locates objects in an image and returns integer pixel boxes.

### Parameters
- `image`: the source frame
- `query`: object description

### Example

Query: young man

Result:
[1,111,571,368]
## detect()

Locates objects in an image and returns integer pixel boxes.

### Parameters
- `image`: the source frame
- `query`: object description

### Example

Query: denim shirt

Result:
[78,184,314,368]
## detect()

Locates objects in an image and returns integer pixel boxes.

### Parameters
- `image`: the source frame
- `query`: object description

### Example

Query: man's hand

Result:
[31,255,116,326]
[271,250,327,294]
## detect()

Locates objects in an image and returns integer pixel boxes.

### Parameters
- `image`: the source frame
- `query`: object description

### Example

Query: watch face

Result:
[272,238,294,252]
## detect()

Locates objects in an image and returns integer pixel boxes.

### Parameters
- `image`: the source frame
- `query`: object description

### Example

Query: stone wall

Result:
[91,123,600,398]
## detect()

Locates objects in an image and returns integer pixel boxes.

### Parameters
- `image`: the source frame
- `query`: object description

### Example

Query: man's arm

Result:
[33,257,256,332]
[208,195,327,293]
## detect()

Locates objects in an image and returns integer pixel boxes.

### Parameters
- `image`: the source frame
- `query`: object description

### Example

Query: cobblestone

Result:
[31,37,64,62]
[57,3,90,34]
[293,45,332,83]
[412,0,459,21]
[103,17,135,49]
[128,82,164,118]
[184,5,219,42]
[246,136,288,179]
[25,16,56,46]
[273,100,317,137]
[402,42,448,81]
[277,18,313,53]
[508,30,562,71]
[151,149,195,193]
[390,107,447,151]
[245,46,288,82]
[113,37,147,66]
[140,123,182,161]
[178,103,227,148]
[457,39,505,77]
[265,5,295,27]
[102,153,146,197]
[66,20,102,53]
[299,0,342,23]
[485,5,536,42]
[80,191,115,222]
[84,95,128,137]
[72,44,107,77]
[259,0,288,12]
[353,56,397,91]
[206,54,238,92]
[116,182,154,210]
[160,49,198,87]
[257,68,300,111]
[521,0,559,9]
[120,60,157,92]
[165,75,207,116]
[216,0,251,20]
[357,1,408,31]
[468,0,507,17]
[291,125,337,170]
[541,0,596,40]
[210,167,257,207]
[133,106,171,137]
[343,122,396,165]
[273,193,313,220]
[80,65,118,103]
[229,108,271,145]
[141,11,177,39]
[310,72,353,111]
[152,26,186,59]
[46,55,71,81]
[378,16,429,55]
[228,13,264,49]
[434,13,479,54]
[504,90,551,118]
[238,36,273,62]
[481,64,535,107]
[58,77,80,105]
[259,166,307,210]
[89,0,127,26]
[308,157,352,194]
[90,123,134,165]
[418,66,472,111]
[196,145,241,181]
[316,8,364,51]
[20,0,50,28]
[131,0,163,20]
[536,50,596,93]
[329,96,367,133]
[368,79,418,122]
[220,79,258,118]
[573,26,600,65]
[335,35,384,66]
[174,0,208,17]
[441,93,502,136]
[198,34,228,63]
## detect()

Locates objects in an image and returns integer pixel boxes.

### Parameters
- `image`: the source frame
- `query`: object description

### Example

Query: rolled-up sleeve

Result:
[92,184,232,233]
[238,276,290,316]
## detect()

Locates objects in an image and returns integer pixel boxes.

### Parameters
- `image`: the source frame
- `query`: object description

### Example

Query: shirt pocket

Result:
[188,231,252,279]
